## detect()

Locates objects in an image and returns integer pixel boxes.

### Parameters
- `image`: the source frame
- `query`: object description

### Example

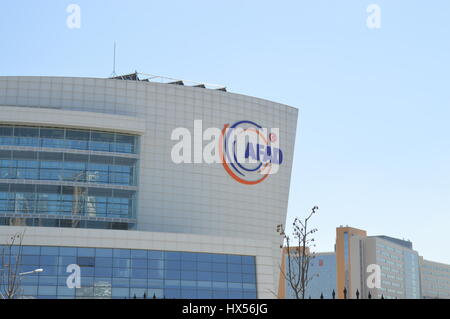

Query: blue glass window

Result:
[227,255,242,264]
[59,247,77,256]
[38,276,58,285]
[0,126,138,230]
[242,264,255,274]
[113,268,130,278]
[112,288,129,298]
[181,261,197,271]
[148,279,163,288]
[41,266,58,276]
[212,254,227,263]
[77,247,95,257]
[131,268,147,279]
[130,288,146,298]
[131,250,147,259]
[212,272,227,282]
[13,246,257,299]
[148,269,164,279]
[0,125,137,154]
[148,251,163,260]
[80,267,95,277]
[181,252,197,261]
[197,281,212,288]
[165,269,181,280]
[212,263,227,272]
[244,270,257,284]
[165,251,181,260]
[180,280,197,288]
[95,248,113,257]
[38,285,57,295]
[228,263,242,273]
[165,280,180,288]
[198,271,212,281]
[228,273,243,283]
[80,276,94,286]
[148,259,164,269]
[112,278,129,288]
[148,289,164,298]
[22,255,40,265]
[113,249,130,258]
[166,260,181,270]
[77,256,95,267]
[57,286,76,296]
[95,267,113,277]
[212,281,227,289]
[40,255,58,266]
[181,271,196,280]
[113,258,130,268]
[198,262,212,272]
[130,279,147,288]
[131,259,147,269]
[95,257,113,268]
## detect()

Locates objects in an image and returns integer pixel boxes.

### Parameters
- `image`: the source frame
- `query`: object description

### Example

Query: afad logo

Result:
[219,120,283,185]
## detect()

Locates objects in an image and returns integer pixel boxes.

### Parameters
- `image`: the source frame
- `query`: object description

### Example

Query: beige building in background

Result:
[420,258,450,299]
[317,226,426,299]
[365,236,420,299]
[335,226,367,299]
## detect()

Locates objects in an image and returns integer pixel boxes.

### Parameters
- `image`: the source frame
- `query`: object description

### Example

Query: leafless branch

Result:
[278,206,319,299]
[0,229,26,299]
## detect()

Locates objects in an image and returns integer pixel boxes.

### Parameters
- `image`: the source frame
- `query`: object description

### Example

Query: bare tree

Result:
[278,206,318,299]
[0,230,26,299]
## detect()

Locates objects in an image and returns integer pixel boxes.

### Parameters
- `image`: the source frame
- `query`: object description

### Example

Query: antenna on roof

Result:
[110,42,117,77]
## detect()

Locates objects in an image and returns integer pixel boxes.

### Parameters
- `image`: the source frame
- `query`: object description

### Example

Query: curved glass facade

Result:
[0,184,135,218]
[0,150,136,186]
[0,125,137,154]
[0,125,138,230]
[2,245,257,299]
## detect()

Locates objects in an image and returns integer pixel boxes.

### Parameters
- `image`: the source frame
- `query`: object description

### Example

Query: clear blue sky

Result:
[1,1,449,263]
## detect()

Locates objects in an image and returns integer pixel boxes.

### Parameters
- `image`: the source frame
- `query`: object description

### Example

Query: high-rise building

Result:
[335,226,421,299]
[362,236,420,299]
[419,258,450,299]
[278,248,336,299]
[280,226,450,299]
[335,226,367,299]
[0,74,298,299]
[305,252,336,299]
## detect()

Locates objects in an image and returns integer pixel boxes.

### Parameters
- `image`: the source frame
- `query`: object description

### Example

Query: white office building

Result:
[0,74,298,299]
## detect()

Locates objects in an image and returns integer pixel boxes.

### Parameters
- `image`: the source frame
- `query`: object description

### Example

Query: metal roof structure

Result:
[109,72,227,92]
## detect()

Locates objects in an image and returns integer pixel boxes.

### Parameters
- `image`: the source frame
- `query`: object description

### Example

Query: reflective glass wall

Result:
[1,245,257,299]
[0,151,136,185]
[0,126,137,154]
[0,184,135,218]
[0,125,138,229]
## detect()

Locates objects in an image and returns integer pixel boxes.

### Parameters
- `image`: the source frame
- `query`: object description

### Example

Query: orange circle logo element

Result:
[219,121,283,185]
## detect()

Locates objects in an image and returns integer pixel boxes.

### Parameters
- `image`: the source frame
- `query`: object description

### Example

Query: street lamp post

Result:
[16,268,43,299]
[0,268,43,299]
[19,268,43,276]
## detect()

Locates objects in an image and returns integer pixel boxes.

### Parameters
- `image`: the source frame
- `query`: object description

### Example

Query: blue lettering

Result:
[245,142,258,161]
[245,142,284,165]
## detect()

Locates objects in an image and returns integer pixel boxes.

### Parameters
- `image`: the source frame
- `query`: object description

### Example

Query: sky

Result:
[0,1,449,263]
